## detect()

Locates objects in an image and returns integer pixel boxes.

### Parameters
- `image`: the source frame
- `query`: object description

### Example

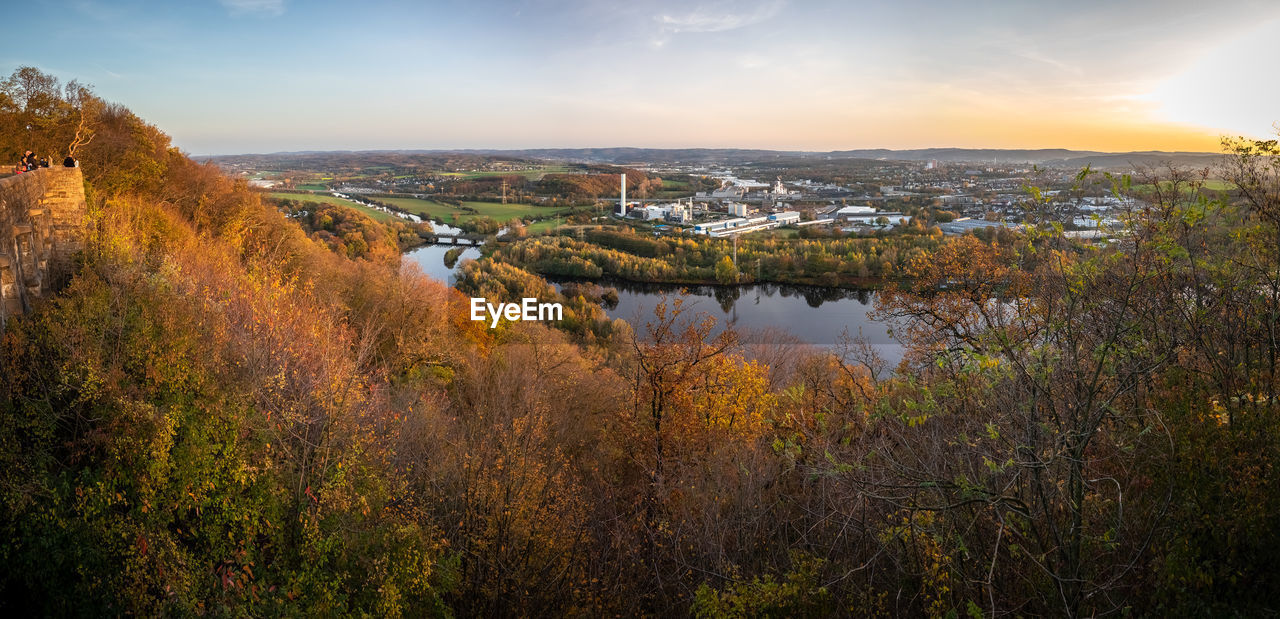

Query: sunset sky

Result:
[6,0,1277,154]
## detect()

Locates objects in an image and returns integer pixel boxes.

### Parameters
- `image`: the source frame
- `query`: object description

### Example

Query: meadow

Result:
[525,218,568,233]
[266,191,395,222]
[375,196,573,226]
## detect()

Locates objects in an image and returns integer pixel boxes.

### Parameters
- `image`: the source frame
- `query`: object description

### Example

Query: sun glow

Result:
[1144,18,1280,140]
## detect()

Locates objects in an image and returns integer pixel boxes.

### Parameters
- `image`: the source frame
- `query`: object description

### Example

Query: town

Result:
[213,146,1191,247]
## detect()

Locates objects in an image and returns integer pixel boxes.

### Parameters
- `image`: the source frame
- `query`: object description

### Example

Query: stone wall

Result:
[0,167,87,328]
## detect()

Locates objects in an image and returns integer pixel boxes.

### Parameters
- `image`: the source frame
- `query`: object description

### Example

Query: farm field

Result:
[376,196,573,225]
[265,191,395,222]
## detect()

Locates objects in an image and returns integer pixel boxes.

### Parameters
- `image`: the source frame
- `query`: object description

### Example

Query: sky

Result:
[5,0,1278,155]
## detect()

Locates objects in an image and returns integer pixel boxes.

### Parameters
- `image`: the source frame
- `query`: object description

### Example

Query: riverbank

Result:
[402,243,905,364]
[524,265,900,290]
[478,229,939,293]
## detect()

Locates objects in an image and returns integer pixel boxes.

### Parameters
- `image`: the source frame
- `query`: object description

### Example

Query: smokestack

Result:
[619,173,626,216]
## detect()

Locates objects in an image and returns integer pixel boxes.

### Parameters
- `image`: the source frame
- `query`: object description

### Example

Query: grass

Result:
[266,191,394,222]
[526,219,565,234]
[652,190,695,199]
[375,196,573,225]
[295,183,328,191]
[748,228,800,239]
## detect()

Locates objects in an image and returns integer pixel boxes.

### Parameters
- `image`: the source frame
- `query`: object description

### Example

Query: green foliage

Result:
[715,255,738,284]
[0,267,454,616]
[486,227,948,288]
[585,228,671,257]
[453,259,614,342]
[691,553,834,618]
[272,196,429,260]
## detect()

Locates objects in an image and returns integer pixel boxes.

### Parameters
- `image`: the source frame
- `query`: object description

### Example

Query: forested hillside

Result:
[3,67,1279,617]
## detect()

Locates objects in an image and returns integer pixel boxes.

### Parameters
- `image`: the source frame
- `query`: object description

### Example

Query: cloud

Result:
[655,0,784,36]
[95,64,123,79]
[219,0,285,17]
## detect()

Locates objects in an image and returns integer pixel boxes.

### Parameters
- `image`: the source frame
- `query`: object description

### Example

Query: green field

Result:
[526,218,566,234]
[266,192,394,222]
[376,196,572,225]
[748,228,800,239]
[653,190,695,199]
[295,183,328,191]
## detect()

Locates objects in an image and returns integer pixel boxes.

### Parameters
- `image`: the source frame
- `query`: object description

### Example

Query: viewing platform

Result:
[0,167,87,327]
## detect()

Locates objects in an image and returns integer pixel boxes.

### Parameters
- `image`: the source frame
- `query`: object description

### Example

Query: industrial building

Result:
[768,211,800,225]
[630,200,694,223]
[830,205,876,219]
[938,218,1022,235]
[842,212,909,227]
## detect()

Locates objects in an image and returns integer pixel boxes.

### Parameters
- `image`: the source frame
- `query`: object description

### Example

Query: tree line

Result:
[482,225,954,288]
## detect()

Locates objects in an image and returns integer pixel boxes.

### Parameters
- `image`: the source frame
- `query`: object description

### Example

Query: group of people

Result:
[12,150,77,174]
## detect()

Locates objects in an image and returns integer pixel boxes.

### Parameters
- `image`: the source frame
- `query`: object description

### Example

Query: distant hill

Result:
[203,147,1226,169]
[471,147,1226,169]
[826,148,1108,163]
[1055,151,1228,170]
[823,148,1229,170]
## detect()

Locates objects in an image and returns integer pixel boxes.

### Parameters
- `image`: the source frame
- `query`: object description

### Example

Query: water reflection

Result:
[554,277,902,362]
[430,221,464,236]
[599,279,875,311]
[401,245,905,365]
[402,244,481,284]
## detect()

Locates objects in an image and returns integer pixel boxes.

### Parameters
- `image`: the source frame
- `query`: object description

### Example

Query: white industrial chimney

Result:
[619,173,626,216]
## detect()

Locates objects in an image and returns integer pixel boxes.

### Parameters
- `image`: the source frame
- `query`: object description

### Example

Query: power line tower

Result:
[501,180,509,204]
[732,233,738,277]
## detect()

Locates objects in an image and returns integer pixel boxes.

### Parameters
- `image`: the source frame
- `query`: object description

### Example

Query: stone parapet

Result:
[0,167,87,328]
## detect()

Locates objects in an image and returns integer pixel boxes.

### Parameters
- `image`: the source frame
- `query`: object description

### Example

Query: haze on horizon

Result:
[5,0,1277,156]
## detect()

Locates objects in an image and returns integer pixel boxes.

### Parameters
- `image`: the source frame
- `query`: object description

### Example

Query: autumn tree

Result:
[715,254,738,284]
[863,196,1173,615]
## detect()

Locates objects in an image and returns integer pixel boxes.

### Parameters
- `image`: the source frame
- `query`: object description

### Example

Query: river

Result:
[404,244,482,284]
[593,279,903,364]
[402,244,905,365]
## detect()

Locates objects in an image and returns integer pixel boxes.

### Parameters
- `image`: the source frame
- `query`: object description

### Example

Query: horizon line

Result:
[191,145,1230,158]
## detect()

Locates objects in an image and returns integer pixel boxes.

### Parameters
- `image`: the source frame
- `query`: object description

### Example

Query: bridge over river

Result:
[427,233,486,246]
